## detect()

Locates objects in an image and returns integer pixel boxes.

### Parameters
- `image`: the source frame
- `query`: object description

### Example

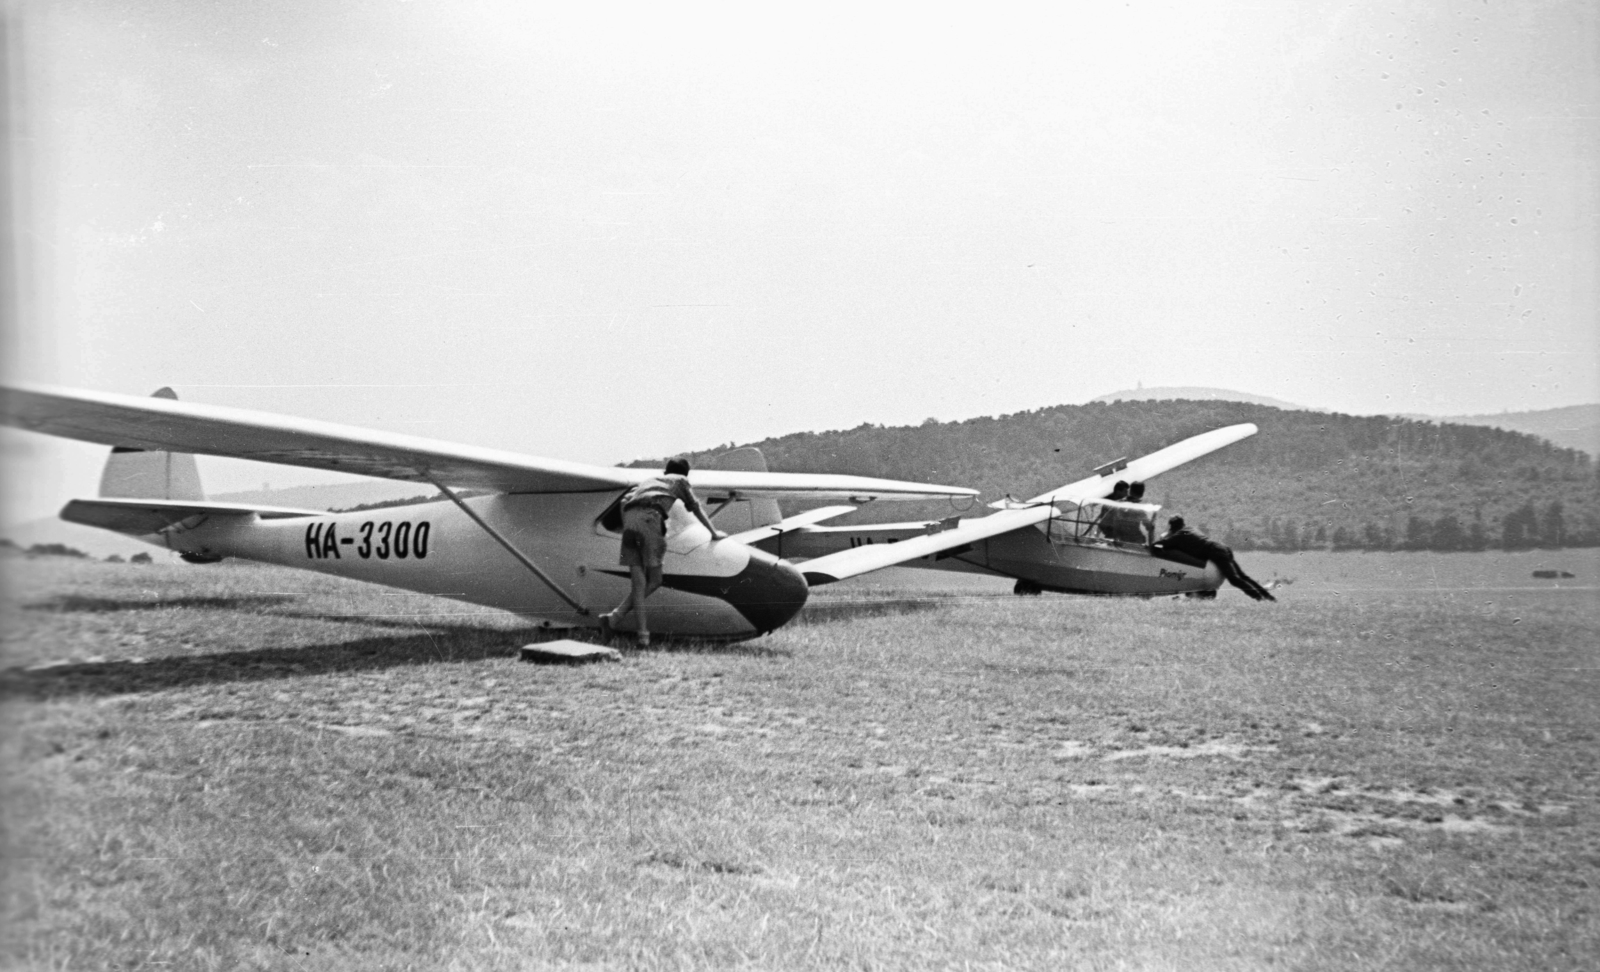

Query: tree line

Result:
[1219,499,1577,552]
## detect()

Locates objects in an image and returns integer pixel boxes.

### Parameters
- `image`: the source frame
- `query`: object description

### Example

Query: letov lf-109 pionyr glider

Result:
[0,384,981,641]
[733,422,1260,597]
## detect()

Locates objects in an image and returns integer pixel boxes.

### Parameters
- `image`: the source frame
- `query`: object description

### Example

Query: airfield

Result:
[2,548,1597,970]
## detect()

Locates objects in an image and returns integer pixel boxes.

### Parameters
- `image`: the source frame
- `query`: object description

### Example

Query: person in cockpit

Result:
[1098,480,1151,545]
[1094,481,1131,540]
[1124,481,1154,544]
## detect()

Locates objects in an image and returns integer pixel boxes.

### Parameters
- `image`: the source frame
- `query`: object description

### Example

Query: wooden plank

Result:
[518,639,622,664]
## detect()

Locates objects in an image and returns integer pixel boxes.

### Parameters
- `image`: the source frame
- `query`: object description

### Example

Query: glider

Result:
[1,384,979,640]
[742,423,1260,597]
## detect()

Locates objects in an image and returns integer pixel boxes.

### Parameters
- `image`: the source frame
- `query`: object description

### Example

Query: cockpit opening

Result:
[1044,498,1160,548]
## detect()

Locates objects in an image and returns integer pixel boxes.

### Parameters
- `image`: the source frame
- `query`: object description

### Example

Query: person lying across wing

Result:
[1152,515,1276,601]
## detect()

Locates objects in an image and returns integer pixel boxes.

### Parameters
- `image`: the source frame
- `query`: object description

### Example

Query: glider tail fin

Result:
[97,387,206,502]
[704,446,783,532]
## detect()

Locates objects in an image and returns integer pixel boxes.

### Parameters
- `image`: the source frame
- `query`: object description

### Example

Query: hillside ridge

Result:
[656,398,1599,552]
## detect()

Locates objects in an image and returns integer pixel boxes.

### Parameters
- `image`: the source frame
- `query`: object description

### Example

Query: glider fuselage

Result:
[757,521,1221,596]
[132,492,809,638]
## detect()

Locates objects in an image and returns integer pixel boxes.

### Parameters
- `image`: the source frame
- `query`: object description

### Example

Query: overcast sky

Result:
[3,0,1596,522]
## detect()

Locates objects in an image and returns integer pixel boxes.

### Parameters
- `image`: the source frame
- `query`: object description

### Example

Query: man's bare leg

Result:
[604,566,664,645]
[602,566,648,642]
[631,567,651,645]
[608,566,645,617]
[635,566,663,645]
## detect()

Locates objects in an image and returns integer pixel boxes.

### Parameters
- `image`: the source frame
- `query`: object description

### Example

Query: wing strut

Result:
[426,476,591,617]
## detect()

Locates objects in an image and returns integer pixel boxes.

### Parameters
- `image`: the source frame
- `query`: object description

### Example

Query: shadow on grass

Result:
[23,594,299,613]
[0,623,547,700]
[271,609,510,634]
[269,609,792,658]
[4,621,792,698]
[793,597,946,625]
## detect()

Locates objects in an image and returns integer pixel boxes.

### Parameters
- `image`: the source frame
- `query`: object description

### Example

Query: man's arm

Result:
[693,503,724,539]
[677,478,725,539]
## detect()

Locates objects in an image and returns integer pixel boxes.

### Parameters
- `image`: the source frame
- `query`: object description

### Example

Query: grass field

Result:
[2,548,1597,970]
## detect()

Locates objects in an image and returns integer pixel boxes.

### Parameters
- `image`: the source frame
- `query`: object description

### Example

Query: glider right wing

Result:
[1,384,979,503]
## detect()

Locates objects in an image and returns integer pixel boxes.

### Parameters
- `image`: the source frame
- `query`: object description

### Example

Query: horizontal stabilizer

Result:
[800,505,1054,586]
[61,497,322,538]
[2,384,979,502]
[724,505,857,546]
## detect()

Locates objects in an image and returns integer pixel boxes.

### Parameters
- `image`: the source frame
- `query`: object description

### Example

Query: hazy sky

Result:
[3,0,1597,522]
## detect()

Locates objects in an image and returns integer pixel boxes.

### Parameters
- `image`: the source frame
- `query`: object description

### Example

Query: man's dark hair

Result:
[664,457,691,476]
[1128,481,1145,501]
[1168,515,1186,531]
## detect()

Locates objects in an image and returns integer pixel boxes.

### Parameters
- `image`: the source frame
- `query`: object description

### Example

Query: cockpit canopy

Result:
[1045,498,1161,547]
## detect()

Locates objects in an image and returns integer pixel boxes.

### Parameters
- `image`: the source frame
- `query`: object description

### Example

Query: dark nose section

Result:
[724,549,809,634]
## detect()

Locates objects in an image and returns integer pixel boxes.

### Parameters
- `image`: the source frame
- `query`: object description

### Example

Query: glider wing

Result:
[1024,423,1258,505]
[1,384,980,501]
[724,505,858,546]
[797,505,1054,585]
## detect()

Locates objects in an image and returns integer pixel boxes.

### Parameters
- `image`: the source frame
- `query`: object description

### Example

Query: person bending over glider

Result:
[1152,515,1276,602]
[599,457,724,646]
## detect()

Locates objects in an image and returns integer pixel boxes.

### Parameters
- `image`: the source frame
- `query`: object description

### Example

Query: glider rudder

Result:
[703,446,783,532]
[97,387,205,502]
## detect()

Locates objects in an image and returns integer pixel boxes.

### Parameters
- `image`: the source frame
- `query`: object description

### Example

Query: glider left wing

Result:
[0,384,980,503]
[724,505,858,546]
[798,504,1054,585]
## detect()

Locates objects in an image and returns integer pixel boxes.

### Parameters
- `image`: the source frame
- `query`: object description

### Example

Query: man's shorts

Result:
[619,505,667,568]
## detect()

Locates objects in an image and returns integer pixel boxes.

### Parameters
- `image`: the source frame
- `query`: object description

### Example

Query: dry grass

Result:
[2,549,1597,970]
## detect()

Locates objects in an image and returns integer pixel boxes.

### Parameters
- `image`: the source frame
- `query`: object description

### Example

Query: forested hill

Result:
[653,401,1600,551]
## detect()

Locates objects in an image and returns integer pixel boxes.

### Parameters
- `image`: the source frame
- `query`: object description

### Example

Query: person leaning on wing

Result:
[1152,515,1276,602]
[599,457,724,647]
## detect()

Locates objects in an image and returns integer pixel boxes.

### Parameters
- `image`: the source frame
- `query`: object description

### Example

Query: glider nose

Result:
[726,550,810,634]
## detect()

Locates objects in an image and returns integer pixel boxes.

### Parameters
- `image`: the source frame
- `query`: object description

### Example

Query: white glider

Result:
[1,384,979,640]
[751,423,1260,596]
